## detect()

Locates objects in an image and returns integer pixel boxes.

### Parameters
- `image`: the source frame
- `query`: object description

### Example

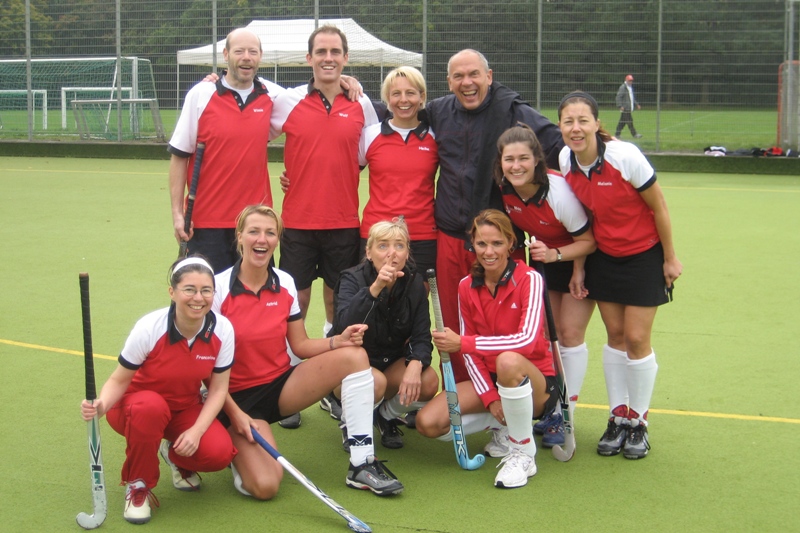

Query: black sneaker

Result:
[278,412,301,429]
[597,418,629,456]
[622,424,650,459]
[375,412,404,449]
[320,392,343,421]
[397,409,418,429]
[339,421,350,453]
[346,456,404,496]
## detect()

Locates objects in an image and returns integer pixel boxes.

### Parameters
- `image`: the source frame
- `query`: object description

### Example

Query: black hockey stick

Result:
[526,239,576,461]
[76,273,108,529]
[426,269,486,470]
[250,428,371,533]
[178,142,206,259]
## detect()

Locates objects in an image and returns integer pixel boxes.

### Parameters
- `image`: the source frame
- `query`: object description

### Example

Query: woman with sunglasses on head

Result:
[80,256,236,524]
[331,219,439,451]
[416,209,557,489]
[213,205,404,499]
[557,91,682,460]
[493,123,596,449]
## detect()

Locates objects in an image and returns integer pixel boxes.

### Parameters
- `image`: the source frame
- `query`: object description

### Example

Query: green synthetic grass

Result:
[0,107,782,154]
[1,157,799,532]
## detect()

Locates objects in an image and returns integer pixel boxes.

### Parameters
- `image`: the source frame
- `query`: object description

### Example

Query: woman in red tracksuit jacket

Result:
[416,209,557,490]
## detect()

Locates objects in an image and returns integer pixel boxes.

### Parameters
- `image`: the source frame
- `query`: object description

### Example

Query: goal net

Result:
[0,57,160,139]
[72,98,165,141]
[0,90,48,130]
[778,60,799,151]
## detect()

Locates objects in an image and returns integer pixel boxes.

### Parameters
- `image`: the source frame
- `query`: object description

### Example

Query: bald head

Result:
[223,28,263,89]
[446,49,493,110]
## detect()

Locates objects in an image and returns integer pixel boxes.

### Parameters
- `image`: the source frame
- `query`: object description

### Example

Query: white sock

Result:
[498,380,537,458]
[627,352,658,427]
[341,368,374,466]
[323,321,333,337]
[435,412,499,441]
[603,344,629,421]
[560,342,588,402]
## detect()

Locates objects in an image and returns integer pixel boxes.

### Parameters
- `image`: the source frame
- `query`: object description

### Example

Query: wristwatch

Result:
[555,248,562,262]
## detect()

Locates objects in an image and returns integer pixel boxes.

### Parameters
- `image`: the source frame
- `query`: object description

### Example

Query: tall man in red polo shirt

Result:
[271,26,379,330]
[169,28,282,273]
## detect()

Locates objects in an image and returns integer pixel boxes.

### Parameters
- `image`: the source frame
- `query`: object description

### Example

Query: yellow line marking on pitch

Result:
[2,337,798,425]
[577,403,799,425]
[0,338,116,361]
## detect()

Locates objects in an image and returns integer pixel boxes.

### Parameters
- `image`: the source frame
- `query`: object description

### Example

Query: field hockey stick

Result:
[250,428,371,533]
[426,269,486,471]
[76,273,108,530]
[525,238,576,462]
[178,142,206,259]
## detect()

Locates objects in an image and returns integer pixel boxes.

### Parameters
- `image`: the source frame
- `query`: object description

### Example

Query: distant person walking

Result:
[615,74,642,139]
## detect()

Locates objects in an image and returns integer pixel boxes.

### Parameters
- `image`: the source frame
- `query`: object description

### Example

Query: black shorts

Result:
[359,238,437,275]
[585,243,671,307]
[217,367,296,427]
[188,228,238,274]
[280,228,360,290]
[529,258,575,293]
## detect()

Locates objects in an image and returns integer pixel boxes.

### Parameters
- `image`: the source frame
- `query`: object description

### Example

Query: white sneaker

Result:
[494,449,537,489]
[230,462,252,497]
[124,479,157,524]
[159,440,201,491]
[483,427,511,458]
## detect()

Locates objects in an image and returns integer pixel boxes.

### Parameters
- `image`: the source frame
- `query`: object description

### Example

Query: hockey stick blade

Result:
[426,269,485,471]
[250,428,372,533]
[77,273,107,529]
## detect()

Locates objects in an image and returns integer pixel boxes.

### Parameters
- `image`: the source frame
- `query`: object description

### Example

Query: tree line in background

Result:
[0,0,790,109]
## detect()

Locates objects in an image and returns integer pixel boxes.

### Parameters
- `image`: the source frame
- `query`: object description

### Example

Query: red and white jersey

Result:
[169,78,284,228]
[500,170,590,249]
[358,119,439,240]
[271,83,379,230]
[459,259,554,409]
[559,139,659,257]
[213,261,302,393]
[119,305,234,412]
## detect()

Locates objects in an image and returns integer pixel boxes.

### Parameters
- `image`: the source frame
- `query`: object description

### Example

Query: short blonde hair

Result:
[365,218,414,268]
[235,205,283,256]
[380,66,427,111]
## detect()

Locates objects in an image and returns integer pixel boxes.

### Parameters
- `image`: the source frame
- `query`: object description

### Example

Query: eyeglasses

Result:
[178,287,215,297]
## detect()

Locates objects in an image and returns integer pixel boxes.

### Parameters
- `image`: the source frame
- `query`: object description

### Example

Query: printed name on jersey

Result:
[597,181,613,186]
[264,301,278,307]
[253,108,265,113]
[418,146,430,151]
[338,112,349,118]
[195,354,216,361]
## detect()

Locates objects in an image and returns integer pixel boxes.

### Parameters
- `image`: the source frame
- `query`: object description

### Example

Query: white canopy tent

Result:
[176,18,422,104]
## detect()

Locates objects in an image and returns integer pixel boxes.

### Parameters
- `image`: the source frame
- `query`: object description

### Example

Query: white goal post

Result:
[0,90,48,129]
[61,87,133,129]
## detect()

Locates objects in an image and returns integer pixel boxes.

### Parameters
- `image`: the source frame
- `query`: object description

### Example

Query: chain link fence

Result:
[1,0,798,153]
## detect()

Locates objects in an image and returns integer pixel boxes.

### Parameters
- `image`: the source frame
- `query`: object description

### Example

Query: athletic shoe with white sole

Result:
[483,426,511,458]
[124,479,159,524]
[533,408,558,435]
[319,392,343,421]
[494,449,537,489]
[346,456,404,496]
[159,440,201,491]
[278,412,302,429]
[375,411,404,449]
[622,424,650,459]
[540,411,566,449]
[230,462,251,496]
[597,418,629,456]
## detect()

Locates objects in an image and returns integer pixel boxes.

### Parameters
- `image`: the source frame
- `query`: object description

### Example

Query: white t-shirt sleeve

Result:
[169,82,216,154]
[214,314,235,369]
[119,309,166,368]
[547,173,589,234]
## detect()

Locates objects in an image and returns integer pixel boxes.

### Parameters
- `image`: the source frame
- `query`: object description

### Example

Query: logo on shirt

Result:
[265,301,278,307]
[253,108,265,113]
[195,354,216,361]
[511,303,518,309]
[419,146,430,151]
[539,220,550,225]
[597,181,613,186]
[338,113,349,118]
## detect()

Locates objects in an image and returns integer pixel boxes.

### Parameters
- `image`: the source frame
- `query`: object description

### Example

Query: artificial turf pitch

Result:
[0,157,798,532]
